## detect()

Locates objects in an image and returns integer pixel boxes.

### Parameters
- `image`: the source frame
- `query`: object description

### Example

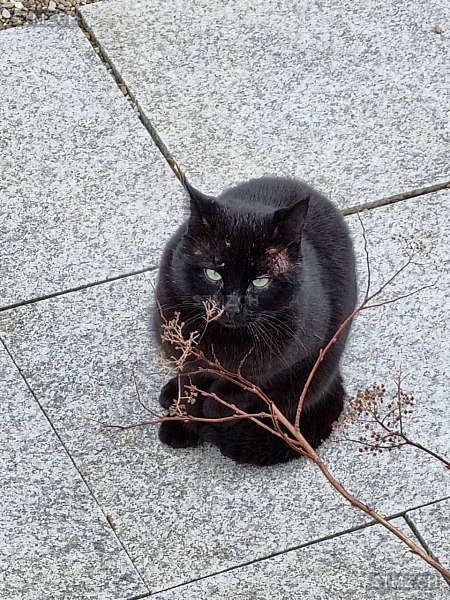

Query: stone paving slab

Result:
[406,499,450,568]
[81,0,450,206]
[0,345,147,600]
[150,519,449,599]
[0,191,449,593]
[0,272,368,592]
[0,16,183,308]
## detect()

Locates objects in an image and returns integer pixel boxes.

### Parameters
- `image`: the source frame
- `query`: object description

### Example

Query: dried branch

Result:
[104,224,450,580]
[338,374,450,470]
[293,219,434,430]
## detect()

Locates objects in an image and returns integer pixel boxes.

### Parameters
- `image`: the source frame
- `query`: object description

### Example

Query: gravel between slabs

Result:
[0,0,97,29]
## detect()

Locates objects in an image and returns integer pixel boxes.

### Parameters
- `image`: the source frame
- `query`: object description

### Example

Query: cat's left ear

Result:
[272,196,310,243]
[184,178,216,233]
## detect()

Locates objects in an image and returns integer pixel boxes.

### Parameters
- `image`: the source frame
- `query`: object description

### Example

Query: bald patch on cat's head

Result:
[192,239,210,256]
[265,247,291,274]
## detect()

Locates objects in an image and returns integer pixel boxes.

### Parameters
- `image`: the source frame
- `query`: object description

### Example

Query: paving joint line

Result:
[0,265,158,313]
[145,495,450,595]
[126,593,153,600]
[73,12,450,218]
[146,517,398,595]
[403,513,450,588]
[75,10,175,167]
[2,170,446,313]
[0,335,151,595]
[342,180,450,216]
[3,14,448,220]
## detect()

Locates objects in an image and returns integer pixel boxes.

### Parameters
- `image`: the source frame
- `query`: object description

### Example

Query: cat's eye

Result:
[252,277,270,288]
[204,268,222,282]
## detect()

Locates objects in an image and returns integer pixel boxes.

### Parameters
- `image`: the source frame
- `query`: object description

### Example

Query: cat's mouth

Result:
[218,314,248,329]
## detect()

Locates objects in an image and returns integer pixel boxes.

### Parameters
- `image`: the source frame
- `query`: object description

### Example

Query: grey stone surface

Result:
[81,0,450,206]
[406,499,450,568]
[0,272,368,592]
[0,345,147,600]
[0,191,449,592]
[333,189,450,511]
[150,519,449,599]
[0,17,183,308]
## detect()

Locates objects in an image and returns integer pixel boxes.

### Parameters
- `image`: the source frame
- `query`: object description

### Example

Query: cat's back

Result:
[219,176,309,210]
[222,175,344,226]
[219,176,341,220]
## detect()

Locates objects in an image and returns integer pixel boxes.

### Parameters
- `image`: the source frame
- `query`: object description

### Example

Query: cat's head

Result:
[174,177,309,329]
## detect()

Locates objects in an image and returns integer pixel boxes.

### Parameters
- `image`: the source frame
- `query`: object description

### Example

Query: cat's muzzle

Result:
[221,294,246,327]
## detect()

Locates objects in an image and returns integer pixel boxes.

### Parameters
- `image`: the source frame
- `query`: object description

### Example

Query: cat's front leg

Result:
[200,389,298,466]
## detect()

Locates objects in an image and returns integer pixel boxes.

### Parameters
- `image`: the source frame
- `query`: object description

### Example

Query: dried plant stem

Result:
[398,437,450,470]
[147,393,450,579]
[151,312,450,576]
[309,448,450,579]
[109,219,450,579]
[105,412,272,431]
[293,217,436,430]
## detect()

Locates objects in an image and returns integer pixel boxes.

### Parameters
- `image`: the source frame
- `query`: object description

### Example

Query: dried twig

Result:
[338,373,450,470]
[104,222,450,579]
[293,218,435,429]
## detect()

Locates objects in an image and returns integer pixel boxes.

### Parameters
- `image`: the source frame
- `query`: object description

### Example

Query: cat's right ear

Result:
[272,195,310,244]
[184,178,216,234]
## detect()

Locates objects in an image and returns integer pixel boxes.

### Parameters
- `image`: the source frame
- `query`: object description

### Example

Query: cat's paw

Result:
[158,421,200,448]
[202,422,297,466]
[158,377,180,409]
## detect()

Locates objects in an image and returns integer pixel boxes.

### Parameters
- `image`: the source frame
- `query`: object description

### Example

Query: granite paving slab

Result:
[0,16,183,308]
[406,500,450,570]
[150,519,449,599]
[80,0,450,206]
[0,191,449,592]
[0,272,368,592]
[0,344,147,600]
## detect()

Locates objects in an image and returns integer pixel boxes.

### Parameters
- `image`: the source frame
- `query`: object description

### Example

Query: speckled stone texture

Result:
[149,519,449,599]
[0,17,183,308]
[0,345,147,599]
[0,192,449,592]
[406,500,450,566]
[80,0,450,205]
[0,272,369,592]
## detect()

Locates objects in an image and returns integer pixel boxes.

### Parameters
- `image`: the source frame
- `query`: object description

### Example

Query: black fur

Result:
[153,177,357,465]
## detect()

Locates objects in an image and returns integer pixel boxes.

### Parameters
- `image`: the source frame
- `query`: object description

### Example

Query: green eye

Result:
[205,268,222,282]
[252,277,270,288]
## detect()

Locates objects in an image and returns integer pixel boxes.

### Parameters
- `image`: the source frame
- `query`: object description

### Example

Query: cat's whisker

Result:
[252,320,290,369]
[248,322,264,370]
[257,316,305,367]
[259,313,309,355]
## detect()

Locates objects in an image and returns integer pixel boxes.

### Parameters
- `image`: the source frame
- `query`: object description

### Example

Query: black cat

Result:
[153,177,357,466]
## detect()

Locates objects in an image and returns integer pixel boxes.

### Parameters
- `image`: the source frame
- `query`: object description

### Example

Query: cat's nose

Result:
[224,295,242,319]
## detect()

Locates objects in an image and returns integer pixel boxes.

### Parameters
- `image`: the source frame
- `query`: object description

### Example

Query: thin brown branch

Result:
[237,346,255,376]
[357,212,371,301]
[365,248,422,304]
[398,435,450,470]
[363,281,437,311]
[144,231,450,578]
[103,412,272,432]
[131,368,160,418]
[293,242,436,431]
[309,444,450,580]
[294,314,354,429]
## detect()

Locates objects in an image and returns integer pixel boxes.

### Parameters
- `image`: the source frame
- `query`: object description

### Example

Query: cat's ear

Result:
[272,196,310,244]
[184,178,216,233]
